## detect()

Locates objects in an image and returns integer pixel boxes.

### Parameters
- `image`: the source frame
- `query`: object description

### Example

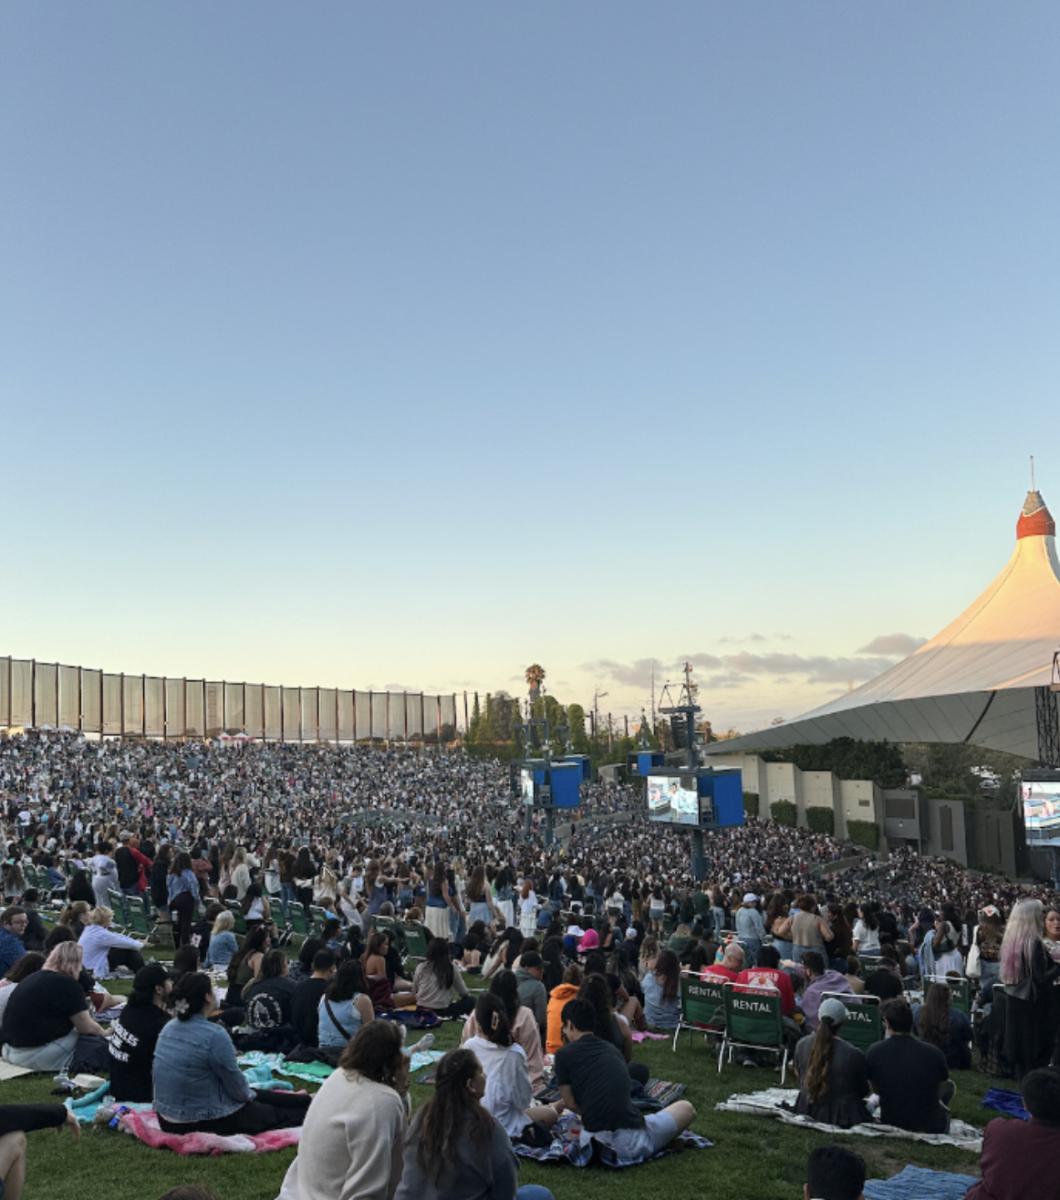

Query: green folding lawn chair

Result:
[287,902,310,940]
[924,974,971,1017]
[225,900,248,936]
[823,990,882,1052]
[672,971,726,1051]
[719,982,789,1083]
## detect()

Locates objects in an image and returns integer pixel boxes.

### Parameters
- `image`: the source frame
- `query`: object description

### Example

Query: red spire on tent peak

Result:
[1017,490,1055,539]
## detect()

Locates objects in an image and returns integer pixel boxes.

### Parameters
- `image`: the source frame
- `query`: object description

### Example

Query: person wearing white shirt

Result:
[79,907,145,977]
[463,993,562,1139]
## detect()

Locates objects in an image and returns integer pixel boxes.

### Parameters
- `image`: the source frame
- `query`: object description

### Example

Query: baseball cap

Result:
[818,998,849,1026]
[743,893,758,904]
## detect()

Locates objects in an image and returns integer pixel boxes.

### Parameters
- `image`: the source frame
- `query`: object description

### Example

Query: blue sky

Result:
[2,4,1058,732]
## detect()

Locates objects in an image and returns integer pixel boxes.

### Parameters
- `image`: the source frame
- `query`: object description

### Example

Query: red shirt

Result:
[735,966,796,1018]
[701,965,739,984]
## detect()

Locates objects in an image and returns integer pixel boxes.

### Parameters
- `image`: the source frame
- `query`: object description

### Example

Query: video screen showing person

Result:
[520,768,535,806]
[1023,780,1060,839]
[646,775,700,826]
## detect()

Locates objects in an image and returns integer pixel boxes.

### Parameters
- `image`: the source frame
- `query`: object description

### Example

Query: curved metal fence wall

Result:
[0,657,457,744]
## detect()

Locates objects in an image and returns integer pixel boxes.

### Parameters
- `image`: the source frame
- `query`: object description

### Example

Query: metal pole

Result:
[691,829,705,880]
[404,691,408,744]
[385,691,390,749]
[119,672,124,741]
[31,660,36,730]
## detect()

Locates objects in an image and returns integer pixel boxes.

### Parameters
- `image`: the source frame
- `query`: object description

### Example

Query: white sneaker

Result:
[412,1032,435,1053]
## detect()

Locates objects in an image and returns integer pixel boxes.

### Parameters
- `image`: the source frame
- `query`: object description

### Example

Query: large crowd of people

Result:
[0,729,1058,1199]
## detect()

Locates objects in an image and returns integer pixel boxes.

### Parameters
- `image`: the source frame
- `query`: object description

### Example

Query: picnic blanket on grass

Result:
[864,1165,978,1200]
[715,1088,983,1153]
[980,1087,1029,1121]
[512,1111,712,1168]
[239,1047,444,1082]
[118,1109,301,1155]
[64,1081,153,1125]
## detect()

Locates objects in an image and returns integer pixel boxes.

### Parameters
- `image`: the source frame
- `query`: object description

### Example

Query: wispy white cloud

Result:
[857,633,926,656]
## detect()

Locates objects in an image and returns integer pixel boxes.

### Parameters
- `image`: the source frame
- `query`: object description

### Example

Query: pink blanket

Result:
[119,1110,302,1155]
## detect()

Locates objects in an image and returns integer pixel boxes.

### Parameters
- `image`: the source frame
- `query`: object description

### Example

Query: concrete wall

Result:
[803,771,842,829]
[883,788,923,847]
[839,779,883,843]
[704,752,885,842]
[924,797,969,867]
[764,761,803,819]
[966,807,1029,878]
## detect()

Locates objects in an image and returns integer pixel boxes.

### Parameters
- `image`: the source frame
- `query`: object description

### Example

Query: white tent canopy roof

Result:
[707,491,1060,762]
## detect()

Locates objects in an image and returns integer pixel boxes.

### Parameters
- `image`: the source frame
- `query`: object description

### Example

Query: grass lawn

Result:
[4,994,991,1200]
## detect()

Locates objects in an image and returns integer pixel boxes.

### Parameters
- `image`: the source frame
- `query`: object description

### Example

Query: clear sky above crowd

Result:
[2,4,1058,731]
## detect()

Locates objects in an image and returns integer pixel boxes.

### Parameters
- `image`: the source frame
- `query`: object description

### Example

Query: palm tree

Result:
[525,664,546,703]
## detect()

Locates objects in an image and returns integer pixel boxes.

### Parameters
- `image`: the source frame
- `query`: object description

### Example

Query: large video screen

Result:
[520,768,536,806]
[1023,779,1060,839]
[647,775,700,826]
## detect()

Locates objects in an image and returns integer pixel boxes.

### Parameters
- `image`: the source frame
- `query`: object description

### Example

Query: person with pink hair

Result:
[1,943,108,1074]
[999,899,1060,1080]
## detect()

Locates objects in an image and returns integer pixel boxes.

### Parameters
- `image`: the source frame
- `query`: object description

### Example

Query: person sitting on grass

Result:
[242,948,299,1040]
[17,890,47,953]
[0,909,27,977]
[793,998,871,1128]
[412,937,473,1017]
[803,1145,866,1200]
[0,1100,82,1200]
[363,932,417,1009]
[914,982,973,1071]
[554,998,695,1160]
[799,951,854,1031]
[462,970,544,1090]
[545,963,583,1055]
[203,910,238,970]
[153,971,312,1136]
[394,1047,555,1200]
[463,993,563,1144]
[107,963,172,1103]
[290,948,335,1049]
[965,1066,1060,1200]
[78,906,146,978]
[0,954,44,1025]
[866,998,952,1134]
[318,960,375,1057]
[1,942,109,1075]
[576,972,647,1085]
[278,1021,409,1200]
[641,947,681,1030]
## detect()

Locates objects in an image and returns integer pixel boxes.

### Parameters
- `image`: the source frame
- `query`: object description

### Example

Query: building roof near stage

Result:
[706,491,1060,762]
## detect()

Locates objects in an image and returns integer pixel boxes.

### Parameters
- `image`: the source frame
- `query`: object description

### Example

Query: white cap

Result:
[742,892,758,904]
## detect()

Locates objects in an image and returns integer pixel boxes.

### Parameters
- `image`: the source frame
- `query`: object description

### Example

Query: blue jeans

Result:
[447,904,467,944]
[771,938,793,960]
[280,882,295,917]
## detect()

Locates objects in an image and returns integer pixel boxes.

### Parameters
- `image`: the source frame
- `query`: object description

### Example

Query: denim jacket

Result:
[153,1014,253,1122]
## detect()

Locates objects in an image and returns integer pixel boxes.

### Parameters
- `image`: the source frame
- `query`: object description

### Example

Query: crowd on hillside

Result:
[0,730,1057,1200]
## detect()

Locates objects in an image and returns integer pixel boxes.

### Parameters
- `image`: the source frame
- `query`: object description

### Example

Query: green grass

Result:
[6,1004,990,1200]
[8,925,989,1199]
